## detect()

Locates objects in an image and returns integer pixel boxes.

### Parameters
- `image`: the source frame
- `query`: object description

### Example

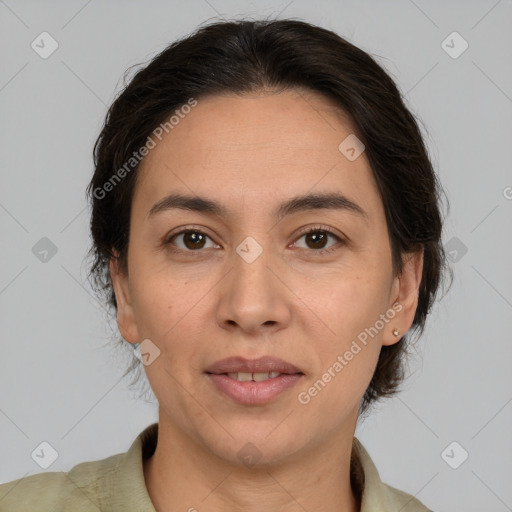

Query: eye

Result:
[164,225,345,255]
[292,226,344,255]
[165,229,219,252]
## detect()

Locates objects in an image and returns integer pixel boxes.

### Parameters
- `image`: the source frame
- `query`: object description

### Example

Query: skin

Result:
[109,88,423,512]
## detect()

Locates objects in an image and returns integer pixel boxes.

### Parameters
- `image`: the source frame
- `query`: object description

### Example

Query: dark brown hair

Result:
[86,18,449,416]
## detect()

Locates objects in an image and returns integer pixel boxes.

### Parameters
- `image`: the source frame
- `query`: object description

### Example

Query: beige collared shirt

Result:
[0,423,432,511]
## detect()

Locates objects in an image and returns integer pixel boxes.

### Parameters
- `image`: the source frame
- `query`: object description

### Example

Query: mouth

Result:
[204,356,304,405]
[209,371,299,382]
[204,355,304,376]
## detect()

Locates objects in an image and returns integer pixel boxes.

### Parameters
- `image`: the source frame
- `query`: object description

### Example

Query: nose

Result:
[215,240,292,335]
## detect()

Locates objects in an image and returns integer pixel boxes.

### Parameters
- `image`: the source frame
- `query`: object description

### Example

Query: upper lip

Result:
[205,356,303,375]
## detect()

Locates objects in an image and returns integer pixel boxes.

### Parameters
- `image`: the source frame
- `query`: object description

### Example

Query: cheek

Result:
[130,273,207,387]
[316,264,390,333]
[128,246,205,335]
[309,265,390,385]
[304,292,383,420]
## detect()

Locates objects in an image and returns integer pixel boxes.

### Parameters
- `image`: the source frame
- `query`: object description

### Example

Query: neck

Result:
[143,412,361,512]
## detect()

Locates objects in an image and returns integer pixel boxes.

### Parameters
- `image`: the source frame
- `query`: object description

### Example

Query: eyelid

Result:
[165,224,212,241]
[294,224,345,241]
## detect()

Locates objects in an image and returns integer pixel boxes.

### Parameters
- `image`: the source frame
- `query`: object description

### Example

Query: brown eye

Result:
[182,231,206,250]
[167,230,218,252]
[304,231,329,249]
[293,227,344,254]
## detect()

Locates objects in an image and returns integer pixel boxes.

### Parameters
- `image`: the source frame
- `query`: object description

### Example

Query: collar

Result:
[110,422,424,512]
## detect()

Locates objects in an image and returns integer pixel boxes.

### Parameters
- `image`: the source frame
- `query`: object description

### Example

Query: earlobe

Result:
[109,252,140,344]
[383,249,424,346]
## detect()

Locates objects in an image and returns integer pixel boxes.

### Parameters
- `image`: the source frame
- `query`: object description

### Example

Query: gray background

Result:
[1,1,511,511]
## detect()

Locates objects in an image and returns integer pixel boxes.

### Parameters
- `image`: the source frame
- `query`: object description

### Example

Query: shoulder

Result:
[352,437,434,512]
[380,482,433,511]
[0,451,125,512]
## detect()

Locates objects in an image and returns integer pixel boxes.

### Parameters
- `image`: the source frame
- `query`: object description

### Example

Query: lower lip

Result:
[206,373,303,405]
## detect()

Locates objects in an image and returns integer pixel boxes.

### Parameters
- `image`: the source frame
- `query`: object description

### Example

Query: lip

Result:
[206,373,303,405]
[204,356,303,375]
[204,356,304,405]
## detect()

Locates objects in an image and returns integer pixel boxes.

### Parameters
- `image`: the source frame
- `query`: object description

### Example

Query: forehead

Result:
[133,89,380,218]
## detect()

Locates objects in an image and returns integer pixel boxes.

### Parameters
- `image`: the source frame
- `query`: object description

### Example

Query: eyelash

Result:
[164,225,345,256]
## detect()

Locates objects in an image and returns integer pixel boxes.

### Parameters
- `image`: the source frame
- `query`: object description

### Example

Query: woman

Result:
[0,18,447,511]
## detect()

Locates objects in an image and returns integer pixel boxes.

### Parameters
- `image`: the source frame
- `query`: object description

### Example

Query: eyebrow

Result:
[147,192,368,222]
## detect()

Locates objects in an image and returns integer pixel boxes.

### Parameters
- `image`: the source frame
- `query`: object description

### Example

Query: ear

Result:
[382,249,424,346]
[109,251,140,344]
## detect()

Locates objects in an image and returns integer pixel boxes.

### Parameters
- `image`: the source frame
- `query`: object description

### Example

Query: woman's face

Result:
[110,89,422,465]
